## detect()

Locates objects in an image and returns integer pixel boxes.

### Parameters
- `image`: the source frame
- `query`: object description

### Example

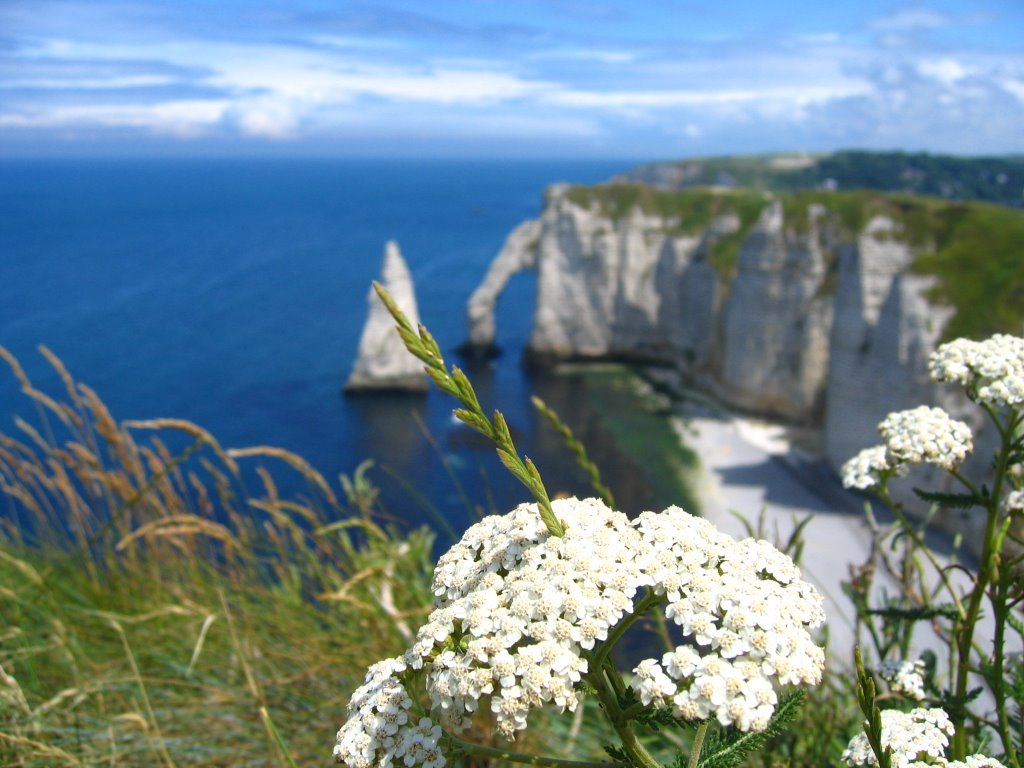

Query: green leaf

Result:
[912,488,985,509]
[867,602,961,622]
[697,691,806,768]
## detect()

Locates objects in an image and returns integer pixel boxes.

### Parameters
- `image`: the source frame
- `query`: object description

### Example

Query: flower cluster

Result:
[333,657,445,768]
[879,407,973,470]
[1002,489,1024,515]
[630,508,825,731]
[842,445,908,490]
[842,707,1007,768]
[842,708,953,767]
[945,757,1008,768]
[410,498,644,738]
[879,658,927,701]
[842,406,973,490]
[929,334,1024,407]
[335,497,828,765]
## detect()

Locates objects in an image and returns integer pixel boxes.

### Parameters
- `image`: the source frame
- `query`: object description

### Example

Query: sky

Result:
[2,1,1023,158]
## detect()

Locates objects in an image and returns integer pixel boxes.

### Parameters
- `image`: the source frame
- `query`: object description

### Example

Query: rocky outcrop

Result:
[463,219,541,356]
[717,202,834,420]
[822,217,953,466]
[525,185,706,363]
[345,241,428,393]
[464,183,962,470]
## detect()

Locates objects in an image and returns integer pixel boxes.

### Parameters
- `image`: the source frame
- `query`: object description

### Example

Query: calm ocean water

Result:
[0,156,663,538]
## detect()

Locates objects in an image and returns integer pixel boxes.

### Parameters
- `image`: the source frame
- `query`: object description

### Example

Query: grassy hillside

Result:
[620,150,1024,208]
[564,183,1024,340]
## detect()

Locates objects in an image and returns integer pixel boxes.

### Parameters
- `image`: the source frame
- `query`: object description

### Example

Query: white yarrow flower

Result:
[632,506,825,732]
[879,658,927,701]
[334,659,446,768]
[841,708,953,767]
[879,406,973,470]
[930,334,1024,407]
[338,497,829,760]
[1002,488,1024,514]
[842,445,907,489]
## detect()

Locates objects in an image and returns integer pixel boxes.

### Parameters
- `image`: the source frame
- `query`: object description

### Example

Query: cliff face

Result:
[465,184,957,470]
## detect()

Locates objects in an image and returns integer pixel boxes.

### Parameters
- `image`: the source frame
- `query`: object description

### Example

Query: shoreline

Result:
[669,401,873,657]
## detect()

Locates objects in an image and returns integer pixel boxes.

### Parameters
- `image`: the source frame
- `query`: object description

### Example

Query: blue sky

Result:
[2,1,1023,158]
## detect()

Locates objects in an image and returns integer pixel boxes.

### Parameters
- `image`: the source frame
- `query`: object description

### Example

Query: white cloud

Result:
[2,3,1023,155]
[0,100,229,137]
[1003,80,1024,102]
[544,83,872,111]
[4,74,178,90]
[867,8,950,31]
[529,47,637,64]
[917,58,968,86]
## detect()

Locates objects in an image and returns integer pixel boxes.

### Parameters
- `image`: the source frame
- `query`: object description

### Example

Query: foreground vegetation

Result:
[1,292,1021,766]
[0,347,439,764]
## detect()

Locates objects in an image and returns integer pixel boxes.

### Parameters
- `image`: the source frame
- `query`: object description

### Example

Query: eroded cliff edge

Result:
[464,182,1020,479]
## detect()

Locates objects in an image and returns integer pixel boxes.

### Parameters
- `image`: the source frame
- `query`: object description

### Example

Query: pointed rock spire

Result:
[344,241,428,393]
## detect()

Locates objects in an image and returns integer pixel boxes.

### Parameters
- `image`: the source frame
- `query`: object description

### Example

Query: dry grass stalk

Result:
[228,446,337,506]
[116,515,242,554]
[124,418,239,475]
[0,347,437,764]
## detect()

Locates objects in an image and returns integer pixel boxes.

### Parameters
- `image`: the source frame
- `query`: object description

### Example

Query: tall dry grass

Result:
[0,346,437,766]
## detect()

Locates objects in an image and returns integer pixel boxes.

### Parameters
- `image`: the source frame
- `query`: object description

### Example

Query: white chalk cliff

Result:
[464,184,961,473]
[345,241,428,393]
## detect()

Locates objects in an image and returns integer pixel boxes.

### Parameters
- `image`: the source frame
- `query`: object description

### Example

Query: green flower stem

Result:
[590,675,661,768]
[591,589,665,678]
[877,485,966,622]
[949,405,1017,761]
[990,573,1021,768]
[855,646,893,768]
[372,282,564,537]
[652,609,675,654]
[950,500,997,759]
[577,590,666,768]
[603,655,627,701]
[687,722,709,768]
[447,735,623,768]
[617,701,651,722]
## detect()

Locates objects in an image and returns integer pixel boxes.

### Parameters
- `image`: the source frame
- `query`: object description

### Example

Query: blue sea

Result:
[0,156,660,538]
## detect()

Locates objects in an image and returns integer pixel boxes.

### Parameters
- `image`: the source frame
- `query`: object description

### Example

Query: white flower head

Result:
[414,497,648,737]
[631,506,825,732]
[879,406,973,470]
[339,498,828,759]
[930,334,1024,407]
[842,708,953,767]
[949,757,1009,768]
[879,658,927,701]
[1002,488,1024,515]
[334,658,447,768]
[842,445,908,490]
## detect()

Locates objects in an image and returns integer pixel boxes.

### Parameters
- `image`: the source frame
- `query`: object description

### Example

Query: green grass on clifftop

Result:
[565,183,768,279]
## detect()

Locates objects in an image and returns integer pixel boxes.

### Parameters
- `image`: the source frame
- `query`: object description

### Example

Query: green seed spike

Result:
[370,280,565,538]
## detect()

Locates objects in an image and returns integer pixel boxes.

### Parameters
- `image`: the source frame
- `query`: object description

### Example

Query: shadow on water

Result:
[524,363,701,518]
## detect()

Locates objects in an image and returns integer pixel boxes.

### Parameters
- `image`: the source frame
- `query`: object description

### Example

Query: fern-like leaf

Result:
[696,691,805,768]
[912,488,985,509]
